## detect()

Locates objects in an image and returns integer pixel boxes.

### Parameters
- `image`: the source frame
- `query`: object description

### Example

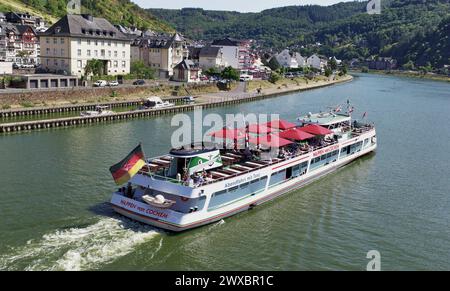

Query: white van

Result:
[240,74,253,82]
[93,80,108,87]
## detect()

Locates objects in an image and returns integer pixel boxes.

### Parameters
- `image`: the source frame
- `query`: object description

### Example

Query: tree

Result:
[131,61,155,79]
[269,72,281,84]
[340,65,348,76]
[221,66,239,81]
[204,67,221,77]
[303,66,312,75]
[268,57,281,71]
[84,59,105,77]
[329,58,338,71]
[220,66,239,89]
[403,60,415,71]
[324,67,333,77]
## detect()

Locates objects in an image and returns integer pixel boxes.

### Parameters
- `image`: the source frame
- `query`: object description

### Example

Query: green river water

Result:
[0,73,449,270]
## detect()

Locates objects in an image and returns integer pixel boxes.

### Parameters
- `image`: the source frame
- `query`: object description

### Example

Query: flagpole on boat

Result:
[139,141,153,179]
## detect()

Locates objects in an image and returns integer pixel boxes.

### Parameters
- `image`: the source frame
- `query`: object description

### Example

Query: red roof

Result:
[208,128,245,140]
[300,124,333,136]
[247,124,273,134]
[278,128,315,141]
[264,119,297,130]
[249,135,294,148]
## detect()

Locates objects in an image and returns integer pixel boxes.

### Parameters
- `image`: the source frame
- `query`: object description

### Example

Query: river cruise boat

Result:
[110,109,377,232]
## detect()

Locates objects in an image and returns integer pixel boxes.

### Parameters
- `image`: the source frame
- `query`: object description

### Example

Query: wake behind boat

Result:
[109,105,377,232]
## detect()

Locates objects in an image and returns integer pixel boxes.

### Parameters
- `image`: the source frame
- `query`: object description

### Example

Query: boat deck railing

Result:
[137,127,376,189]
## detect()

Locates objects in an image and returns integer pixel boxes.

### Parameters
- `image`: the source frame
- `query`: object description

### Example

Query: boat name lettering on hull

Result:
[119,199,168,219]
[313,145,340,157]
[225,173,261,189]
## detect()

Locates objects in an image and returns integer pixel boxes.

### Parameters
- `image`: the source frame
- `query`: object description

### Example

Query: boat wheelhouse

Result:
[110,109,377,232]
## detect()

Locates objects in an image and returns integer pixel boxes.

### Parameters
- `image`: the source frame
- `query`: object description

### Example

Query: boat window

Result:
[269,170,286,188]
[214,190,227,197]
[250,179,260,184]
[240,182,250,189]
[208,177,268,211]
[229,186,239,192]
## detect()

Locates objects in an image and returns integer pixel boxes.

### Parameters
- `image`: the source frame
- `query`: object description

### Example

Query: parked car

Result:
[12,63,21,69]
[240,74,253,82]
[93,80,108,87]
[133,79,146,86]
[200,75,209,81]
[35,67,49,74]
[22,64,35,69]
[108,81,119,87]
[56,69,69,76]
[285,73,295,79]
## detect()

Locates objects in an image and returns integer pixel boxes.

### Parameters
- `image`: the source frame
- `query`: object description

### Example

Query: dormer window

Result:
[55,27,61,33]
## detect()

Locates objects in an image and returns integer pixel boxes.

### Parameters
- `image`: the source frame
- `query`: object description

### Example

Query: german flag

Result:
[110,144,146,185]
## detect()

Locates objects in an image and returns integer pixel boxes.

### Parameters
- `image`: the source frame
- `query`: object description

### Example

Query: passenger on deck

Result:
[193,174,199,185]
[278,148,286,159]
[243,147,252,161]
[197,174,205,186]
[185,175,193,187]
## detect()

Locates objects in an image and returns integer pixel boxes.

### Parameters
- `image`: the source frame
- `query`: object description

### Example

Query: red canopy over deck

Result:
[300,124,333,136]
[246,124,273,134]
[208,128,245,140]
[264,119,297,130]
[249,135,294,148]
[278,128,315,141]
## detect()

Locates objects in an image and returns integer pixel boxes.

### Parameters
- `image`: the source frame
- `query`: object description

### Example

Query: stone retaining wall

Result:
[0,83,218,106]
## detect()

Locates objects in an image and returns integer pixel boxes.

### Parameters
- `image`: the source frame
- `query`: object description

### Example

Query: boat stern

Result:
[110,193,186,232]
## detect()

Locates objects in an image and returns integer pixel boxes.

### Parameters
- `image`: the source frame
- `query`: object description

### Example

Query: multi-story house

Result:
[130,33,188,78]
[295,53,307,68]
[40,14,131,77]
[307,54,328,70]
[275,49,299,68]
[5,12,36,26]
[0,23,39,64]
[198,46,224,70]
[172,59,201,83]
[368,57,397,70]
[211,38,254,70]
[4,12,47,31]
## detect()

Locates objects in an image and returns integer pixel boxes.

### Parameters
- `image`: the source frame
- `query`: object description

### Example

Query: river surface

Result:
[1,73,449,271]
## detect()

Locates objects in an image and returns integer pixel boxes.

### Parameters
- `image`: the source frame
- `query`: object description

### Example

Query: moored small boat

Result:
[81,105,115,117]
